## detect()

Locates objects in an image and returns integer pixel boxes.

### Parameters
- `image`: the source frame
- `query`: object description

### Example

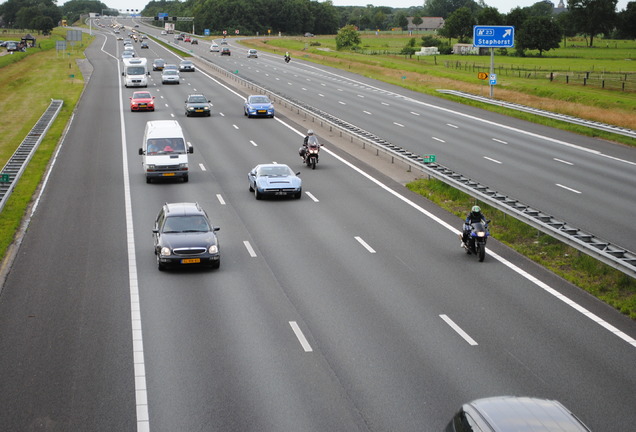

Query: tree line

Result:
[1,0,634,55]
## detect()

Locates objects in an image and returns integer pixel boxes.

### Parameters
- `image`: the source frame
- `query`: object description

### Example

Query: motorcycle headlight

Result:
[477,231,485,237]
[208,245,218,254]
[160,247,171,256]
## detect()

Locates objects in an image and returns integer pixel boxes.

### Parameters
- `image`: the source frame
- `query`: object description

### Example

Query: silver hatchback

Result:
[161,69,180,84]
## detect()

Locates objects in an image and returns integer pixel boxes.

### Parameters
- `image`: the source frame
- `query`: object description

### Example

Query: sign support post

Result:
[473,25,515,99]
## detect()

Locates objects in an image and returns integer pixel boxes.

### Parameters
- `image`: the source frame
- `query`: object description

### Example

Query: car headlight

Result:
[179,163,188,170]
[160,247,171,256]
[204,106,210,110]
[187,107,194,111]
[208,245,218,254]
[147,164,155,170]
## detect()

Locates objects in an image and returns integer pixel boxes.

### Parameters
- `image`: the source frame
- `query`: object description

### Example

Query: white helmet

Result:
[307,129,314,135]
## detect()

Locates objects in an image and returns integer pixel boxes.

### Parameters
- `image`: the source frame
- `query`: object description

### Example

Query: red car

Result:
[130,91,155,112]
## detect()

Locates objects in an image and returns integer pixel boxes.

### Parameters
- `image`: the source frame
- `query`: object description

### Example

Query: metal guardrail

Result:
[180,45,636,279]
[437,89,636,139]
[0,100,63,212]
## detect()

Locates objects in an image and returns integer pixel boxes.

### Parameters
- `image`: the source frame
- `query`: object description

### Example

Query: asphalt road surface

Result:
[0,21,635,432]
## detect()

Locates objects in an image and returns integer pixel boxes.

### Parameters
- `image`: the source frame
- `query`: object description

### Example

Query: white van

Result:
[122,57,148,88]
[139,120,193,183]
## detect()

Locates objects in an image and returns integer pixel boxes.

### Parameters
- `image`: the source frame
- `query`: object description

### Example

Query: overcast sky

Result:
[100,0,631,16]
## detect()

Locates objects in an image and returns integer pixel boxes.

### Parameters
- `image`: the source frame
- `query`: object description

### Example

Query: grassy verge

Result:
[0,28,88,261]
[407,178,636,318]
[241,36,635,145]
[147,33,192,58]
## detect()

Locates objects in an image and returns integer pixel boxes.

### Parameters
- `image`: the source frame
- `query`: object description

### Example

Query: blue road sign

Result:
[473,26,515,48]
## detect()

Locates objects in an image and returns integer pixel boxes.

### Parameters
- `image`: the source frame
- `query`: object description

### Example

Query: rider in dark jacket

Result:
[462,205,488,245]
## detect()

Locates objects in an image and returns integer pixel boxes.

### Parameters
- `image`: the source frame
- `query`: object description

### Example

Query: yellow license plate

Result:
[162,173,175,176]
[181,258,200,264]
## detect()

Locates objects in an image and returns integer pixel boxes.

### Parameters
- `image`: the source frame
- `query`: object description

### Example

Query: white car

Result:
[161,69,180,84]
[161,30,167,35]
[247,49,258,58]
[179,60,195,72]
[210,43,219,52]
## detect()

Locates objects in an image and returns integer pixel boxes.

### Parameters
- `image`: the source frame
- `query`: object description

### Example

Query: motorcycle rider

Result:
[299,129,320,161]
[284,51,291,63]
[461,205,488,247]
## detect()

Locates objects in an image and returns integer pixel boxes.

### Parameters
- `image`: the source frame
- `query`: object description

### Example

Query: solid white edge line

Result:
[355,236,376,253]
[116,51,150,431]
[289,321,313,352]
[440,314,478,346]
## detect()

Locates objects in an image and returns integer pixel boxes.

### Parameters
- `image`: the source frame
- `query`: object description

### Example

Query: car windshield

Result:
[250,96,270,104]
[181,61,192,65]
[163,70,178,75]
[127,66,145,74]
[154,60,164,65]
[146,138,186,155]
[162,215,210,233]
[134,92,152,99]
[257,166,292,177]
[188,96,207,103]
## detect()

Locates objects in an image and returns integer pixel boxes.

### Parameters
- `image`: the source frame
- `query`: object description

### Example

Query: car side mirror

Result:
[213,227,220,232]
[152,229,159,234]
[188,144,194,154]
[121,72,125,76]
[147,71,150,75]
[139,148,144,155]
[296,172,301,176]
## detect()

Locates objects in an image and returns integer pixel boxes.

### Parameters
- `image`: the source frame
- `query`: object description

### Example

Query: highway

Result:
[197,32,636,254]
[0,21,635,431]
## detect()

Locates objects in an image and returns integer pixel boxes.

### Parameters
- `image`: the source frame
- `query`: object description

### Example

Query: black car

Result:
[220,47,231,56]
[152,58,165,71]
[445,396,591,432]
[153,202,220,271]
[185,93,212,117]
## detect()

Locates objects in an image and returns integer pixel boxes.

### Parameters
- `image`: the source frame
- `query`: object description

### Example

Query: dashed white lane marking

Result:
[556,183,582,194]
[289,321,313,352]
[243,241,257,257]
[440,315,478,346]
[355,236,376,253]
[305,191,319,202]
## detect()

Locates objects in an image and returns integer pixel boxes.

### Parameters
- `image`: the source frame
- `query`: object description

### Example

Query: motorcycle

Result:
[299,136,320,169]
[460,220,490,262]
[284,55,291,63]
